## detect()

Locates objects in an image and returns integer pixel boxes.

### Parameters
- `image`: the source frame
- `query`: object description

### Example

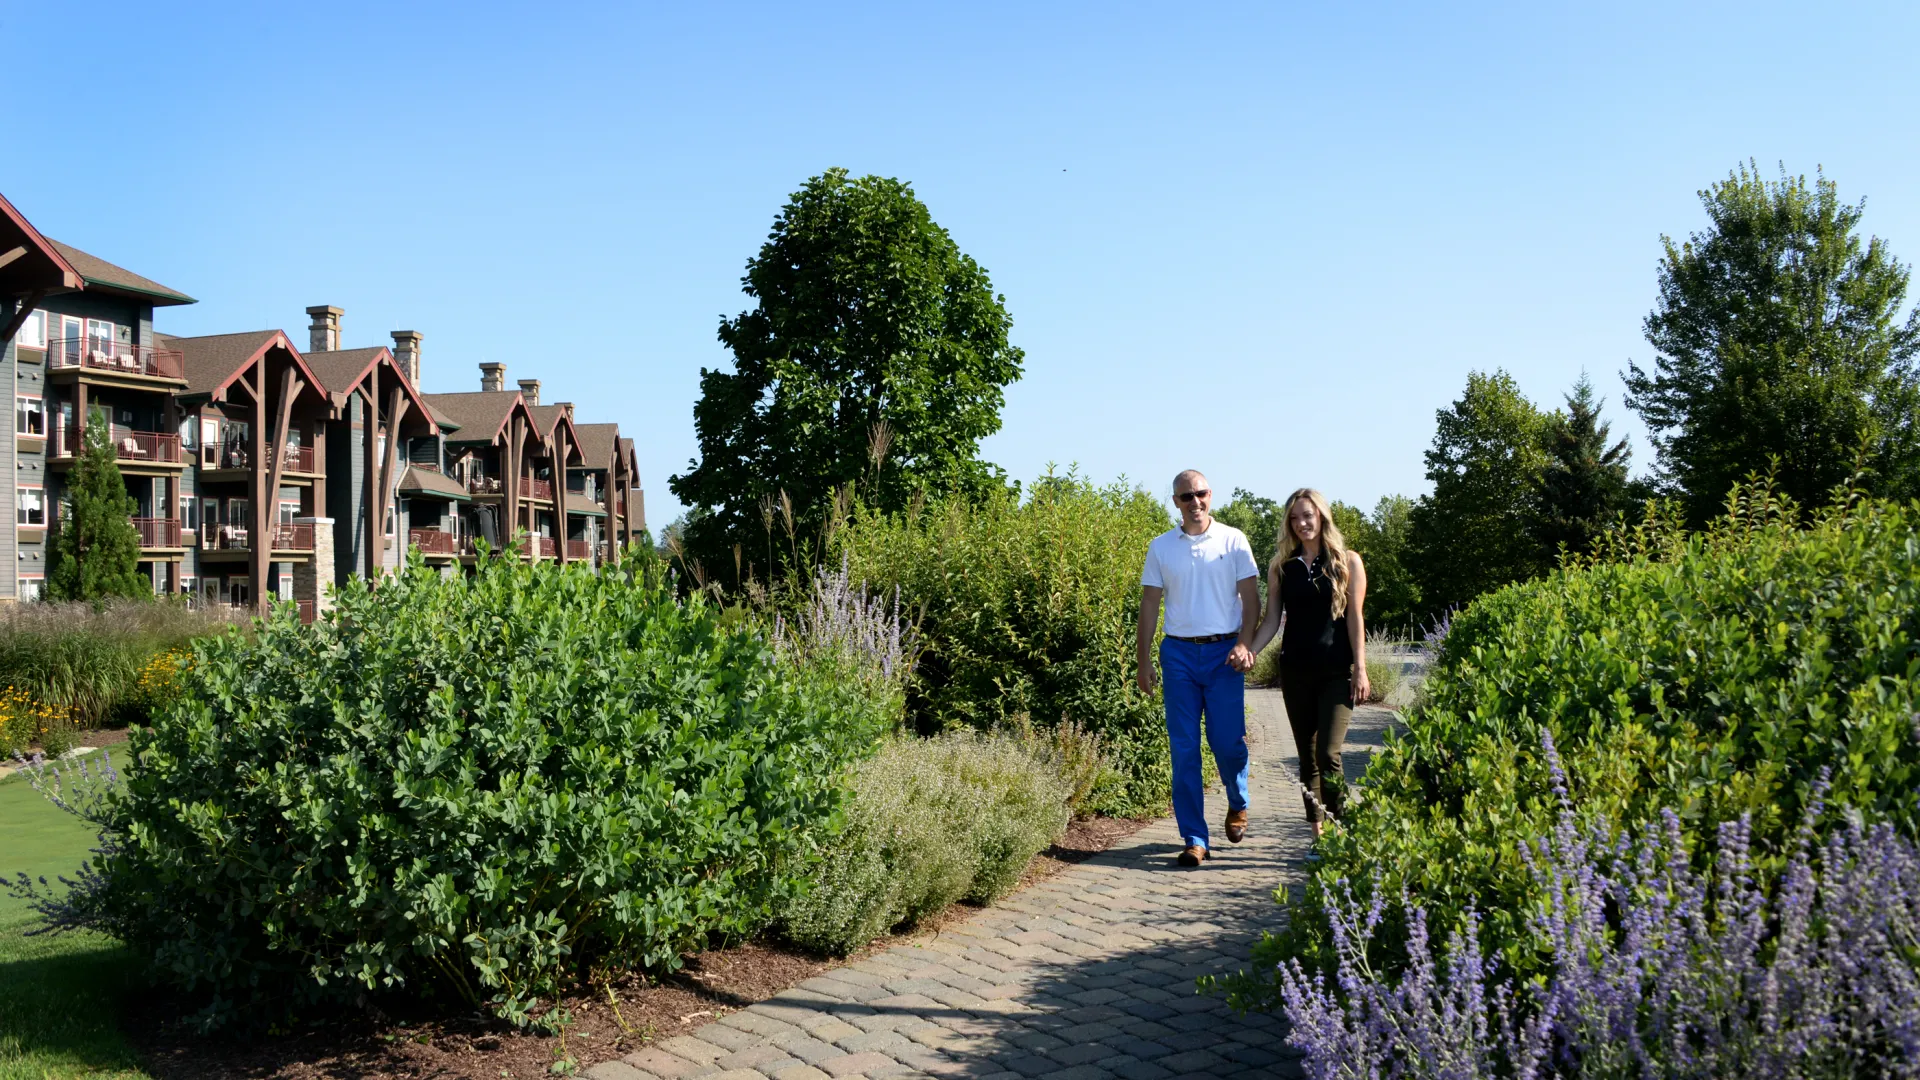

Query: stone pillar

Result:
[306,306,342,353]
[294,516,336,616]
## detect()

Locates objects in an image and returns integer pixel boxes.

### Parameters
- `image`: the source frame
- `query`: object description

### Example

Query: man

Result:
[1136,469,1260,867]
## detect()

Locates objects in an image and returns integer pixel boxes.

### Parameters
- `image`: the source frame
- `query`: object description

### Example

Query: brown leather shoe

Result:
[1177,845,1209,867]
[1225,809,1249,844]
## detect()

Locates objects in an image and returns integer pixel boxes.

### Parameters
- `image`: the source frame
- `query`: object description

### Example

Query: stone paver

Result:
[611,689,1401,1080]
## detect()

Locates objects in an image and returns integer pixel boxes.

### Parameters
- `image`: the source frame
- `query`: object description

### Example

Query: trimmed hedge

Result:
[38,551,886,1029]
[1244,491,1920,1003]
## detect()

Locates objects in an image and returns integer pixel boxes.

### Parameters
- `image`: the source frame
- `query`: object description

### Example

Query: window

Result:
[179,415,196,450]
[17,487,44,527]
[86,319,114,358]
[200,497,217,542]
[152,562,171,596]
[180,575,195,600]
[180,495,198,532]
[17,576,43,603]
[12,310,44,350]
[57,316,81,365]
[227,498,249,528]
[278,486,300,525]
[277,564,293,601]
[15,395,43,437]
[228,579,249,607]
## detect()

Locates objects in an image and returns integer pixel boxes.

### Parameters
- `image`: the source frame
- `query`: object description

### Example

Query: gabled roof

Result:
[302,345,435,429]
[571,423,620,471]
[527,405,586,466]
[618,437,640,484]
[45,239,193,305]
[167,330,326,402]
[422,390,539,446]
[0,193,82,297]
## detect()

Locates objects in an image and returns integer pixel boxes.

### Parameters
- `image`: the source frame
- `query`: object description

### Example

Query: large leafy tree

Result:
[671,168,1025,584]
[48,409,146,602]
[1407,370,1551,615]
[1624,163,1920,522]
[1529,375,1635,558]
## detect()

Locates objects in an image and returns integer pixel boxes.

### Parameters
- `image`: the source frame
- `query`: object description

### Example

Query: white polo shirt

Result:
[1141,521,1259,637]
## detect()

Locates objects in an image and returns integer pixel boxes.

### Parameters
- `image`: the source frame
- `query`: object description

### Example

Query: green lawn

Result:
[0,766,150,1079]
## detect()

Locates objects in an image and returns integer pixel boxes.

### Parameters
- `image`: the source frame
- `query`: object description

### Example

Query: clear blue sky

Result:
[7,2,1918,525]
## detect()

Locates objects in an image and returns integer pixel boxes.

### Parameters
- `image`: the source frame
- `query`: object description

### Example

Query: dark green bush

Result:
[833,470,1173,816]
[1239,488,1920,1008]
[50,551,885,1029]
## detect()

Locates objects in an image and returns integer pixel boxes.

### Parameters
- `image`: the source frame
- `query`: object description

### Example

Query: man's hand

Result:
[1227,642,1255,673]
[1137,663,1157,694]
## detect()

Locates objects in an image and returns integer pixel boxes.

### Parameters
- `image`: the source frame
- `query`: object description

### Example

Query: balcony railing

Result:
[132,517,182,548]
[565,539,591,561]
[296,599,315,625]
[408,528,456,555]
[55,427,183,463]
[48,340,186,380]
[531,536,556,558]
[198,522,314,553]
[466,474,505,495]
[272,523,315,551]
[269,443,316,473]
[520,477,553,501]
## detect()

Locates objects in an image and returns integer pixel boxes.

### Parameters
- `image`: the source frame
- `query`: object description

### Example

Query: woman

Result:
[1250,488,1368,837]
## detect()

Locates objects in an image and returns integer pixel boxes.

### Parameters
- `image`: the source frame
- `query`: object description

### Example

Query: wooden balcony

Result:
[408,528,457,556]
[520,477,554,501]
[199,522,315,553]
[47,341,186,381]
[132,517,182,548]
[531,536,556,558]
[55,427,184,464]
[565,539,590,561]
[269,443,317,474]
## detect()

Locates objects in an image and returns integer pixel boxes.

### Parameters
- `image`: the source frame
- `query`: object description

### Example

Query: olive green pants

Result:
[1279,663,1352,823]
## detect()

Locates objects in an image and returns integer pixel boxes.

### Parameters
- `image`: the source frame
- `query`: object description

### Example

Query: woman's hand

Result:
[1352,665,1371,705]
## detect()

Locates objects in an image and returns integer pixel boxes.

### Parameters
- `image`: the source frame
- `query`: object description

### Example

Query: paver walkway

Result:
[591,688,1400,1080]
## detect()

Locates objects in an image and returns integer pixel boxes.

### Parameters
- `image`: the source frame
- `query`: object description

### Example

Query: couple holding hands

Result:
[1135,470,1367,867]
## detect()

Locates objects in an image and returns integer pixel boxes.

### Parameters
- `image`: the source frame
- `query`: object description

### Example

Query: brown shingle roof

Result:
[302,347,387,399]
[398,466,470,501]
[170,330,283,396]
[527,404,567,437]
[422,391,522,443]
[572,423,620,471]
[46,239,193,305]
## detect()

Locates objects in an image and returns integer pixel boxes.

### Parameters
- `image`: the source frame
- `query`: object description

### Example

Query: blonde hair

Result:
[1272,488,1352,619]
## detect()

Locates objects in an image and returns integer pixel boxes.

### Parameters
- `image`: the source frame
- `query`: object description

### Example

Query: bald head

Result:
[1172,469,1207,495]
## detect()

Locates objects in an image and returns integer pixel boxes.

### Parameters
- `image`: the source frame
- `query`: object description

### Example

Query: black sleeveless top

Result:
[1278,553,1353,669]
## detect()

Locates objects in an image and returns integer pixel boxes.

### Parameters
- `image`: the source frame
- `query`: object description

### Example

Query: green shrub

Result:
[777,731,1071,955]
[0,600,233,729]
[833,469,1173,815]
[33,550,885,1030]
[1240,489,1920,1009]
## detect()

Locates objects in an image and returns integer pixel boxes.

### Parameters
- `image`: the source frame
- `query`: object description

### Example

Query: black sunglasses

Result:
[1176,489,1211,504]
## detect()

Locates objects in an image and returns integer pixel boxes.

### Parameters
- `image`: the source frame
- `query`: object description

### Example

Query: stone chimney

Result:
[555,401,574,419]
[306,305,342,353]
[518,379,541,406]
[391,330,423,386]
[479,362,506,393]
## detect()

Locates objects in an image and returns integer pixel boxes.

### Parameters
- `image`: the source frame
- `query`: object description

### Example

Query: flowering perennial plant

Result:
[1278,734,1920,1079]
[772,557,917,699]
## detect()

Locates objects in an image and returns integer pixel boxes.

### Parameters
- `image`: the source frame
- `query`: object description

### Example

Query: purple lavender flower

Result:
[1277,735,1920,1078]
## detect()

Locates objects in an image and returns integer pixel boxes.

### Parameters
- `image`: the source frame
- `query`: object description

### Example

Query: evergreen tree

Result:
[47,409,145,602]
[1530,375,1634,558]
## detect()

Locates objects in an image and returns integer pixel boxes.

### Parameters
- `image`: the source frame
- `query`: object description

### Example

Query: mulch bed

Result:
[119,815,1153,1079]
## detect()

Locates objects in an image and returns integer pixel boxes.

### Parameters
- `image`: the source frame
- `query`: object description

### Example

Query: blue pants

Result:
[1160,637,1251,850]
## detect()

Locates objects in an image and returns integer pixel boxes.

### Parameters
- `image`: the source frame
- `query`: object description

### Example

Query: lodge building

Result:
[0,191,646,614]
